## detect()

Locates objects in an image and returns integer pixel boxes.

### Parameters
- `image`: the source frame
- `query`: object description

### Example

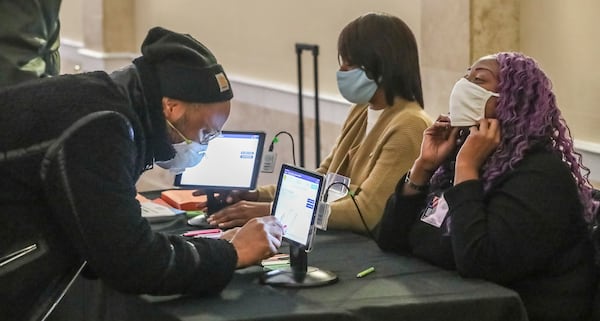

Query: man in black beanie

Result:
[0,26,283,320]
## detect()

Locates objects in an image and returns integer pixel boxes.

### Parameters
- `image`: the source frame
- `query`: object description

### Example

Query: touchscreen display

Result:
[271,165,323,247]
[175,131,265,190]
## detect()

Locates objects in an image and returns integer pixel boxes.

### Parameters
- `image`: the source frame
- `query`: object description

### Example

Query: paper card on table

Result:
[161,190,208,211]
[261,254,290,268]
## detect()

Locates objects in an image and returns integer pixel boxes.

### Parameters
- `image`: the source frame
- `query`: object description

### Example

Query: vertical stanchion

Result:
[295,43,320,168]
[312,47,320,166]
[295,45,305,168]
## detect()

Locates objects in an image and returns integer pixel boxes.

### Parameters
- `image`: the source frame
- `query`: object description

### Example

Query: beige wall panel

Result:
[81,0,105,51]
[133,0,422,99]
[420,0,470,115]
[470,0,519,61]
[521,0,600,144]
[103,0,136,52]
[421,0,470,70]
[59,0,84,43]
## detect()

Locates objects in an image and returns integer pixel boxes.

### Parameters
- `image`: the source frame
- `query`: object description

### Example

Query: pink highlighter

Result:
[182,229,223,239]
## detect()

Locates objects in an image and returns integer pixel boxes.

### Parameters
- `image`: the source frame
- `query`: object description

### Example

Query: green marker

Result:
[186,210,205,218]
[356,266,375,278]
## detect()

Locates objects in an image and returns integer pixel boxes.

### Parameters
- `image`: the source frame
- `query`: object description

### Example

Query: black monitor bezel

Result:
[174,130,266,191]
[271,164,324,249]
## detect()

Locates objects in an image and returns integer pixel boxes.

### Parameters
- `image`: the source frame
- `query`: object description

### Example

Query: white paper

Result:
[141,202,185,219]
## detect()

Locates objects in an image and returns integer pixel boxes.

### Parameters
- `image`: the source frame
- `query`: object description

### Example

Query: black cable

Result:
[323,182,374,240]
[269,131,296,166]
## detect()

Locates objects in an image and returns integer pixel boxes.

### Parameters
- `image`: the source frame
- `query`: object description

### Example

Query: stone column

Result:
[470,0,520,61]
[419,0,519,117]
[61,0,137,73]
[420,0,471,117]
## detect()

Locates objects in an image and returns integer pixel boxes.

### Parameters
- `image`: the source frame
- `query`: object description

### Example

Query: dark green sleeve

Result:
[0,0,62,87]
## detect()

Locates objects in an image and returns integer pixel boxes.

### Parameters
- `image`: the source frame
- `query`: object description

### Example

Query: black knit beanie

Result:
[139,26,233,103]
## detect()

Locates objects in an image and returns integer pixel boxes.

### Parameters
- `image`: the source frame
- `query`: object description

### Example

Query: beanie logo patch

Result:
[215,72,230,92]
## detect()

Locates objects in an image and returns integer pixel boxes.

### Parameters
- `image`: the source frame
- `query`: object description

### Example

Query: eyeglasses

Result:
[199,127,222,144]
[167,121,221,145]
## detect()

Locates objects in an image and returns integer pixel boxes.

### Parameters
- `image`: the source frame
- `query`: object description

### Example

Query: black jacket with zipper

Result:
[0,66,237,320]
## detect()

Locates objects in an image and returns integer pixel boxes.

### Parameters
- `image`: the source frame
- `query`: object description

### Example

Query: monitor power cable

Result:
[262,131,296,173]
[270,131,296,165]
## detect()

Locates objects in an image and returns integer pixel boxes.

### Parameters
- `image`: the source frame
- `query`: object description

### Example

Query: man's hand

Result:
[230,217,283,268]
[207,201,271,229]
[220,227,240,241]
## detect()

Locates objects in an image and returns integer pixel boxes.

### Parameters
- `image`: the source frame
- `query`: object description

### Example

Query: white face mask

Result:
[336,68,377,104]
[155,141,208,174]
[448,78,499,127]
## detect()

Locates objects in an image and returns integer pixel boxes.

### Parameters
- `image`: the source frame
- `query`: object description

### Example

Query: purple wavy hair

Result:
[434,52,598,222]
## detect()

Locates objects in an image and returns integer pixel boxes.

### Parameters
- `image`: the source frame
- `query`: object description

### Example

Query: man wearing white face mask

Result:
[201,12,432,235]
[0,26,283,319]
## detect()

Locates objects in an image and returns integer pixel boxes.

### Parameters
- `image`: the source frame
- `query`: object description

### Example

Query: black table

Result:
[51,191,529,321]
[143,229,528,321]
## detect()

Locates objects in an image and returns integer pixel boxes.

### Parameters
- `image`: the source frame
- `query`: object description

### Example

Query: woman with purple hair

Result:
[374,52,598,321]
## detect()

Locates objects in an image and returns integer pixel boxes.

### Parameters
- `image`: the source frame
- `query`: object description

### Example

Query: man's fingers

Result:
[218,219,245,229]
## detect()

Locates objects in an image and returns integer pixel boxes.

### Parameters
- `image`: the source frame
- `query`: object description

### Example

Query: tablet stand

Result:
[187,190,226,229]
[260,244,337,288]
[206,189,227,215]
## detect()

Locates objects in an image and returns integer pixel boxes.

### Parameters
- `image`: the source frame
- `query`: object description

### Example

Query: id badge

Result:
[420,194,449,228]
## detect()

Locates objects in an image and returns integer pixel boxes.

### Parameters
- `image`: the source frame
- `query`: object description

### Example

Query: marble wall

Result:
[470,0,520,61]
[60,0,599,188]
[420,0,470,117]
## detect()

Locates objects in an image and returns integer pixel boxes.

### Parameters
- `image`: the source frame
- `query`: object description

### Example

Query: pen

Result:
[182,229,222,237]
[356,266,375,278]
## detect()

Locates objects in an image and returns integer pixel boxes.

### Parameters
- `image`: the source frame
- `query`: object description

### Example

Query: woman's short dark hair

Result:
[337,12,424,108]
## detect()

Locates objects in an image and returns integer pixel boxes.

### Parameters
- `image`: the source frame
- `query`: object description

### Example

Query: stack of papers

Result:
[261,253,290,270]
[141,201,185,223]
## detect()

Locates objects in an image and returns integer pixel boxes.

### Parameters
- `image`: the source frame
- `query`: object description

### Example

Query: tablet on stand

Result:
[260,164,338,287]
[174,131,266,225]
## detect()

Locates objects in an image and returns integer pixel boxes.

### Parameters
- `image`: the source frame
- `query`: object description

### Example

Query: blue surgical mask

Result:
[155,141,208,174]
[157,120,210,174]
[336,68,378,104]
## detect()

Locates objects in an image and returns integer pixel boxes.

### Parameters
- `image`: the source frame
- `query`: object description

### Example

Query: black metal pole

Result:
[295,43,320,169]
[290,244,308,282]
[312,47,320,167]
[296,46,305,168]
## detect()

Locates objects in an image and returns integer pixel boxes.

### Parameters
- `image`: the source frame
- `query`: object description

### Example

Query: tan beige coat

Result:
[256,98,432,234]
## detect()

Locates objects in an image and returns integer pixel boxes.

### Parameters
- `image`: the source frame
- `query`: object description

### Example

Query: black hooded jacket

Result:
[0,67,237,320]
[374,148,597,321]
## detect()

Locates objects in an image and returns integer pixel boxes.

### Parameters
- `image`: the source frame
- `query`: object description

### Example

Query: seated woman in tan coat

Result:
[202,12,432,234]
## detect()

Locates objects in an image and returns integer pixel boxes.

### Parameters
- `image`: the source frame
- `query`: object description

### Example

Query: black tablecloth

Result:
[144,230,528,321]
[50,190,529,321]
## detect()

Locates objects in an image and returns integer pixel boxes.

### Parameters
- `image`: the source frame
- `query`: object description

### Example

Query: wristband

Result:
[405,170,429,192]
